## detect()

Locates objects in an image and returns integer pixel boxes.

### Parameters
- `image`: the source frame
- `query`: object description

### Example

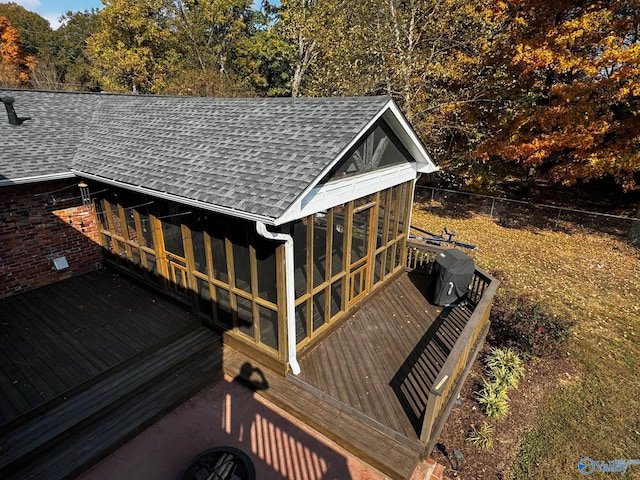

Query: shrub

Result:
[489,294,574,359]
[476,380,509,418]
[485,347,525,389]
[466,422,494,450]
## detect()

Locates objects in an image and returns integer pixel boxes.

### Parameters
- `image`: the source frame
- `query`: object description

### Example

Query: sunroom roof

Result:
[0,90,437,222]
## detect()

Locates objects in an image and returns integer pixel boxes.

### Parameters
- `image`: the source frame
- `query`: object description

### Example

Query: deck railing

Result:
[405,238,499,450]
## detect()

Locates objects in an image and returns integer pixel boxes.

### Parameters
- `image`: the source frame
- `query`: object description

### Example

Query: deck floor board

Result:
[298,271,473,441]
[225,270,476,479]
[0,268,198,427]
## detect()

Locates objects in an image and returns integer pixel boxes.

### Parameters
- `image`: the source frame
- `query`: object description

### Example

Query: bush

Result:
[466,422,494,450]
[489,294,573,359]
[485,347,525,389]
[476,380,510,418]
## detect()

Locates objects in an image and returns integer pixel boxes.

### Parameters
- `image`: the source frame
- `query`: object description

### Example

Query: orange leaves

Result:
[475,1,640,191]
[0,15,32,87]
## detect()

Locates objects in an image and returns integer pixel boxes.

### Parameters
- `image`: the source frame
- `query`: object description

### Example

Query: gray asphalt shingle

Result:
[1,90,391,219]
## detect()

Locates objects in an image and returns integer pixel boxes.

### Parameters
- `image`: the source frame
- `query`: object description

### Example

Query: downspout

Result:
[255,221,301,375]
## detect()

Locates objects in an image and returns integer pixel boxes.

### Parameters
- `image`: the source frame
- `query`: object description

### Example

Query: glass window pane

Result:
[236,295,254,337]
[319,124,413,183]
[330,279,344,319]
[386,186,398,243]
[111,206,124,238]
[354,193,375,208]
[374,252,383,284]
[138,212,154,248]
[231,232,251,293]
[331,205,346,277]
[395,242,403,270]
[313,290,326,332]
[385,249,393,276]
[312,213,328,287]
[125,209,137,242]
[130,247,141,266]
[259,307,278,350]
[145,252,156,273]
[294,220,308,298]
[295,301,308,344]
[255,235,277,303]
[162,220,184,257]
[215,287,232,328]
[397,183,408,237]
[95,200,108,229]
[191,230,208,274]
[351,208,370,263]
[376,191,387,249]
[210,233,228,283]
[197,277,213,319]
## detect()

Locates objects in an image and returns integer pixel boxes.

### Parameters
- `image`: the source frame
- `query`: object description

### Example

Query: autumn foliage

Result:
[0,15,32,87]
[474,1,640,191]
[0,1,638,192]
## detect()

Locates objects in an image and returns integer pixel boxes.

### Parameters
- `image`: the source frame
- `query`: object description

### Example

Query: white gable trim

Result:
[275,99,437,225]
[383,102,438,174]
[274,162,417,225]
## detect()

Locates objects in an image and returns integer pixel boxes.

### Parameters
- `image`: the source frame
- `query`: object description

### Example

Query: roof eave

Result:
[73,170,278,226]
[0,172,76,186]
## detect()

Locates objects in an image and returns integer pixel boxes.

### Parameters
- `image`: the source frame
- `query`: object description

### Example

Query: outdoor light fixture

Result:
[452,450,464,471]
[52,256,69,271]
[78,182,91,206]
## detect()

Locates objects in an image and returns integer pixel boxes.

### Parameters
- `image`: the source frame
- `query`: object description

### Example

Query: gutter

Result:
[74,171,276,226]
[255,221,301,375]
[0,172,76,186]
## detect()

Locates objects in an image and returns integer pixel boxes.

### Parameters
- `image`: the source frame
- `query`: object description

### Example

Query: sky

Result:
[12,0,266,30]
[12,0,104,29]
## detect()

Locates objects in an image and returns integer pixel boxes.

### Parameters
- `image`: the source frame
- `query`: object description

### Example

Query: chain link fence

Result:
[414,186,640,244]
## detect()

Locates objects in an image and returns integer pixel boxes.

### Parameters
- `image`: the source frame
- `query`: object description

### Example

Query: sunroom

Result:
[79,95,437,374]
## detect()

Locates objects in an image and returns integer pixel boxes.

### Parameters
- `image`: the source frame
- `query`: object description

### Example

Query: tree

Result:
[287,0,507,173]
[475,1,640,191]
[277,0,320,97]
[86,0,179,93]
[229,3,293,96]
[0,15,32,87]
[52,9,101,91]
[0,2,52,57]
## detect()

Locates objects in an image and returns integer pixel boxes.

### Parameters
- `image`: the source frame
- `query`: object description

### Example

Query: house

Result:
[0,89,497,479]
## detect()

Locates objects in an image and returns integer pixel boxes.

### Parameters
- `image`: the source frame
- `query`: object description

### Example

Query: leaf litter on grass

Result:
[412,203,640,479]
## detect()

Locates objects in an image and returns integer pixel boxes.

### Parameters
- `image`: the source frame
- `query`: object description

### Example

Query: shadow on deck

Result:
[228,243,498,479]
[0,269,222,480]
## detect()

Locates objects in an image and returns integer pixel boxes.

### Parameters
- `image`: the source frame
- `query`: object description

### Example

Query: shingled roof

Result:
[0,89,435,221]
[0,90,94,184]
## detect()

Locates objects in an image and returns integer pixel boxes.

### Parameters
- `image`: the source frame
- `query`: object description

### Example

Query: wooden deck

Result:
[0,269,222,480]
[226,268,484,479]
[297,271,473,441]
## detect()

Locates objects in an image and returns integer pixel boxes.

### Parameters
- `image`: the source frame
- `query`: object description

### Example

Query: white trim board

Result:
[275,163,417,225]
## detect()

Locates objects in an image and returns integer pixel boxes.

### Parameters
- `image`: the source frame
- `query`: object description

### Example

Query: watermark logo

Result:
[578,457,640,475]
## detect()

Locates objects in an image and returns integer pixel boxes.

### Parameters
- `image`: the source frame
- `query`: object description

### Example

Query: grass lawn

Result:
[412,200,640,479]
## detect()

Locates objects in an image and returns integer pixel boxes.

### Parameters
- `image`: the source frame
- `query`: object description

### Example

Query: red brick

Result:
[0,181,103,298]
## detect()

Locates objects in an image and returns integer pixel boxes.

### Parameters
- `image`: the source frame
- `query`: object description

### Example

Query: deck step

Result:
[0,326,222,480]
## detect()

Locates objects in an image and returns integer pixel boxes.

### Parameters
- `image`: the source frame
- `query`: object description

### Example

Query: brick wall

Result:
[0,180,103,298]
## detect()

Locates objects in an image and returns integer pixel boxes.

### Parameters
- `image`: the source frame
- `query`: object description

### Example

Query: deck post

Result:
[420,389,441,445]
